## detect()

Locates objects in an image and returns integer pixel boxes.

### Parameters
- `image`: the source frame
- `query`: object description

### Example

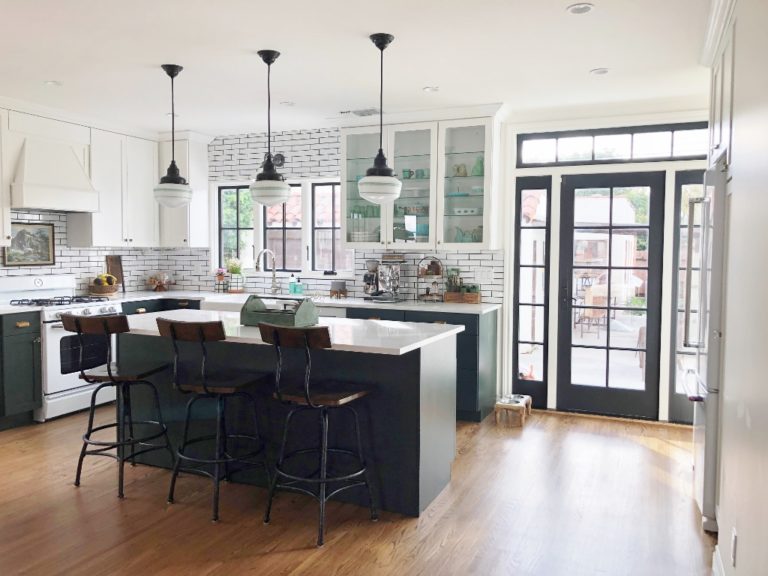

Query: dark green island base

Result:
[118,332,457,517]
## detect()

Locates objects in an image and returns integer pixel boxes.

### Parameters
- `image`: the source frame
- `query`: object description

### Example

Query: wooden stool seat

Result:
[80,361,170,383]
[276,381,370,407]
[495,395,533,427]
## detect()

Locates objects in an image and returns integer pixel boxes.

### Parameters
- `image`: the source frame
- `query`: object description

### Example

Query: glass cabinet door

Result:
[344,131,384,246]
[389,125,436,248]
[440,122,489,247]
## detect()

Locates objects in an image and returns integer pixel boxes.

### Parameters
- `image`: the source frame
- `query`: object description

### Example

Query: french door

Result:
[557,172,665,419]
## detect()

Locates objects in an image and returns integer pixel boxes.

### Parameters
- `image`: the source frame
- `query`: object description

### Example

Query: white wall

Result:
[715,0,768,572]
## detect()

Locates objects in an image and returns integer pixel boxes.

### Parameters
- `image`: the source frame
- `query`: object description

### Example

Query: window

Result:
[517,122,708,167]
[219,185,255,269]
[263,184,303,271]
[217,181,353,276]
[312,182,353,272]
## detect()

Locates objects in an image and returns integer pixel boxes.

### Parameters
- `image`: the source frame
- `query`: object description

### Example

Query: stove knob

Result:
[109,306,117,313]
[81,308,92,316]
[100,306,109,314]
[56,312,62,319]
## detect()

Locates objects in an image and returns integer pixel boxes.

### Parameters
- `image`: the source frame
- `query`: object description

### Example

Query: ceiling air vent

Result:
[339,108,380,117]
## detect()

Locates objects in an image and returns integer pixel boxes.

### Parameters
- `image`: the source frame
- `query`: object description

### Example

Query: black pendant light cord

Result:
[379,47,384,151]
[267,62,272,157]
[170,74,176,163]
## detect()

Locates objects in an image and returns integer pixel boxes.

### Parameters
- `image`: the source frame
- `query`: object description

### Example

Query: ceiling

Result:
[0,0,711,137]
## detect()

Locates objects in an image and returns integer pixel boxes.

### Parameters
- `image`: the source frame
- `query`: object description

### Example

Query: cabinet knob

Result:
[438,240,442,244]
[381,242,385,245]
[33,336,41,343]
[5,235,11,240]
[183,239,187,242]
[136,307,147,314]
[129,239,133,242]
[15,321,31,328]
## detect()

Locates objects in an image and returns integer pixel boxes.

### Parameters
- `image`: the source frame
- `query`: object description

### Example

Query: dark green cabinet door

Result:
[1,332,42,416]
[346,308,406,322]
[162,298,201,311]
[122,300,163,315]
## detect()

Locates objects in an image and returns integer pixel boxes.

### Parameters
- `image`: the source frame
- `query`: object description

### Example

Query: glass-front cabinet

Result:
[436,118,494,250]
[341,116,496,250]
[341,128,386,248]
[388,123,438,248]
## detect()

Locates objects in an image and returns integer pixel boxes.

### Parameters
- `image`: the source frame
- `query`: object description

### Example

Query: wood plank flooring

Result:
[0,408,714,576]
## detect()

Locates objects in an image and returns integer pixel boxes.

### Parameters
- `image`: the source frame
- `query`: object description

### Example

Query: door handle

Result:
[15,321,31,328]
[136,307,147,314]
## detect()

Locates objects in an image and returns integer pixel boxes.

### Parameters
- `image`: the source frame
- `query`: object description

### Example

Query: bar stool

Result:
[258,323,378,547]
[61,313,174,499]
[157,318,270,522]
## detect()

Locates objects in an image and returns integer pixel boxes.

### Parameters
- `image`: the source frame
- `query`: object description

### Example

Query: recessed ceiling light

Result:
[280,100,295,107]
[589,67,609,76]
[44,80,62,87]
[567,3,594,15]
[422,86,439,93]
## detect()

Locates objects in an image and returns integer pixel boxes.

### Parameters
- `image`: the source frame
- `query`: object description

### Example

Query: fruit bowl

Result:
[90,274,119,296]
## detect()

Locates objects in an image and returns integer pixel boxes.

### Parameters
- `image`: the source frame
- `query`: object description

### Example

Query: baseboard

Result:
[531,408,693,429]
[712,545,725,576]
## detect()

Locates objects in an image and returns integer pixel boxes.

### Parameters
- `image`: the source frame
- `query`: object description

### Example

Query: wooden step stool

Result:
[495,395,532,427]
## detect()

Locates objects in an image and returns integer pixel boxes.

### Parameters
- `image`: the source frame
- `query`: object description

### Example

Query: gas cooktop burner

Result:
[9,296,110,307]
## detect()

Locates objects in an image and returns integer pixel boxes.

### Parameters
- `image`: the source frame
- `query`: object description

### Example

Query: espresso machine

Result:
[363,260,379,295]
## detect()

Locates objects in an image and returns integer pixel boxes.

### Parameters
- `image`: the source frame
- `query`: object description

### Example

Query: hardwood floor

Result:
[0,408,714,576]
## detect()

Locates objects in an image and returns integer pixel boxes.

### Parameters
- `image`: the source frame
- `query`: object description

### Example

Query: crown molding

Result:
[701,0,737,66]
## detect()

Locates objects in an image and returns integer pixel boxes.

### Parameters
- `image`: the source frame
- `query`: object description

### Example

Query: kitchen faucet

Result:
[254,248,279,294]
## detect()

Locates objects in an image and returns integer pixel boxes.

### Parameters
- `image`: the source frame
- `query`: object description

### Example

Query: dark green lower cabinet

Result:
[354,308,499,422]
[0,314,42,421]
[122,298,201,316]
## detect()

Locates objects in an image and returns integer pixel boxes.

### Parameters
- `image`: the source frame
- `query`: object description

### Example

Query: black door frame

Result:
[668,170,705,424]
[557,171,666,419]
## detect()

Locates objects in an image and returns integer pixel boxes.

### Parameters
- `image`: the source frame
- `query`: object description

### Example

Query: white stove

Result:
[0,275,121,421]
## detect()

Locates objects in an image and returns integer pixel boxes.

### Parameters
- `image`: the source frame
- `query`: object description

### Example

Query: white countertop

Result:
[126,309,464,356]
[0,290,500,316]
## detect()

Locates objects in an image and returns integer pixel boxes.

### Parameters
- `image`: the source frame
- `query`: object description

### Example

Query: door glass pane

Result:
[519,229,546,265]
[284,229,302,270]
[314,229,334,271]
[238,189,254,228]
[265,230,284,270]
[572,347,607,387]
[519,267,546,304]
[518,305,545,342]
[238,229,255,269]
[612,269,648,308]
[574,229,609,266]
[574,188,611,226]
[611,228,649,267]
[393,128,431,245]
[612,187,650,224]
[557,136,593,162]
[285,187,302,228]
[444,124,485,244]
[675,352,697,393]
[314,186,333,227]
[681,184,705,225]
[632,131,672,159]
[520,189,548,226]
[610,310,647,350]
[608,350,645,390]
[220,230,237,263]
[346,132,381,243]
[572,308,608,346]
[518,343,544,382]
[679,227,703,269]
[265,204,283,228]
[521,139,556,164]
[220,189,238,227]
[572,268,607,302]
[594,134,631,160]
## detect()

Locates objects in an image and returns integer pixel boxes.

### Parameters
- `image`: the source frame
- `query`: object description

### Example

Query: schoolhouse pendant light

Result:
[358,33,402,204]
[250,50,291,207]
[154,64,193,208]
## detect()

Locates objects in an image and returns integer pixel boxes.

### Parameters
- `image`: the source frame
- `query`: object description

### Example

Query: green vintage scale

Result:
[239,295,319,327]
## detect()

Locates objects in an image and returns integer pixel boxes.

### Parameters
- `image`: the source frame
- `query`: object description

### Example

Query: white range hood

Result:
[11,138,99,212]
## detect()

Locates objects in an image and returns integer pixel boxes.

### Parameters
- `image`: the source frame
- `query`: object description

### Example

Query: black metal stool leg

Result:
[168,395,198,504]
[264,407,298,525]
[74,383,109,487]
[348,405,378,521]
[212,395,224,522]
[141,380,175,466]
[123,384,136,467]
[221,396,230,482]
[116,384,126,499]
[318,407,329,547]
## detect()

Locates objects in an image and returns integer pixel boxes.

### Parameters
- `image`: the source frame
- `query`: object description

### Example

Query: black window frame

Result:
[217,184,252,268]
[262,183,303,273]
[516,122,708,168]
[311,181,342,273]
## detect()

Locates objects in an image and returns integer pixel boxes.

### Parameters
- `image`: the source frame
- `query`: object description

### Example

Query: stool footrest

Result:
[83,420,168,448]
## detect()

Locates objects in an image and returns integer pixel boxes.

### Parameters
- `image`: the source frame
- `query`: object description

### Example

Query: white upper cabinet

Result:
[341,116,499,251]
[709,21,735,166]
[124,137,159,247]
[158,132,210,248]
[0,109,11,246]
[69,132,159,248]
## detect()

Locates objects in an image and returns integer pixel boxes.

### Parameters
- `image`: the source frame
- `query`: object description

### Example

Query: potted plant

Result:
[225,258,245,293]
[215,267,226,282]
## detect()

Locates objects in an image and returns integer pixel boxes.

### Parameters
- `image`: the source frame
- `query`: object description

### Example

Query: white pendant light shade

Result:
[358,174,402,204]
[249,178,291,207]
[154,181,193,208]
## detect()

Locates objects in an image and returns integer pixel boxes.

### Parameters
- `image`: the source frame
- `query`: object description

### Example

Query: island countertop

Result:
[127,308,464,356]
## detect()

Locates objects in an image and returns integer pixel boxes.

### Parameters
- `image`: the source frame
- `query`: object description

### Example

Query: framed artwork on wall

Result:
[3,222,55,266]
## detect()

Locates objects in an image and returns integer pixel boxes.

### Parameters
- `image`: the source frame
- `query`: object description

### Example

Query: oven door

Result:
[42,321,113,395]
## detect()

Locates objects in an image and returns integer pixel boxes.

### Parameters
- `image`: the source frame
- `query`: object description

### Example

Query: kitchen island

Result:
[120,309,463,516]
